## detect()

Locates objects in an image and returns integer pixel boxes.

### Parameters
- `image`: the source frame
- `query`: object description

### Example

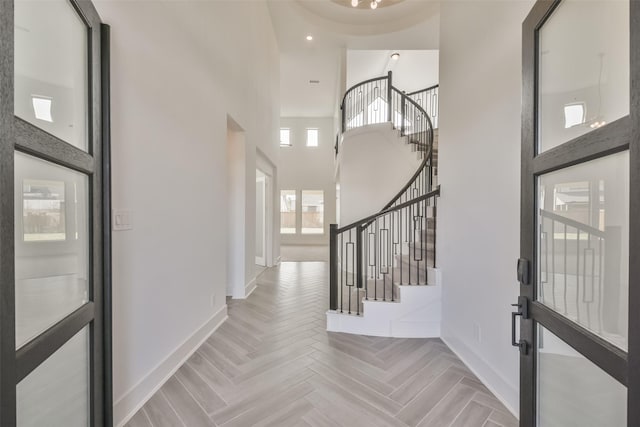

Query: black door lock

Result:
[517,258,530,285]
[511,296,529,355]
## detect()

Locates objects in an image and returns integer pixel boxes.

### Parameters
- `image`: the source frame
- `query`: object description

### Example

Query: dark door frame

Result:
[0,1,111,425]
[520,1,639,426]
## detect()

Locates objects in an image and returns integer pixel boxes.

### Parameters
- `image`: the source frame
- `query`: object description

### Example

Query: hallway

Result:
[126,262,517,427]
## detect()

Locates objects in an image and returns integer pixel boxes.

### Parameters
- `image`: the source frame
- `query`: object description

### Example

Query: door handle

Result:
[511,296,529,355]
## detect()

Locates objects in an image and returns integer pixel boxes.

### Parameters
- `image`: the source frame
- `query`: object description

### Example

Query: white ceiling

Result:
[267,0,440,117]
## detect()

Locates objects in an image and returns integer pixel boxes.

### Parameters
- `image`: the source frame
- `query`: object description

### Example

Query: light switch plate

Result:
[113,209,133,231]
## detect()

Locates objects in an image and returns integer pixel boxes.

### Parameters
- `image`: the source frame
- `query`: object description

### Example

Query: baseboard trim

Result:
[245,277,257,297]
[113,305,228,427]
[440,333,519,419]
[233,277,257,299]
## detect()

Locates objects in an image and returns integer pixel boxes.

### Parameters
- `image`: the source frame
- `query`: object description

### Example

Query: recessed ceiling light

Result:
[351,0,358,7]
[370,1,377,9]
[391,52,400,60]
[306,35,313,41]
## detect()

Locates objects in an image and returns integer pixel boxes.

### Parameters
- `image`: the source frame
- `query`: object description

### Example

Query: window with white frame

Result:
[301,190,324,234]
[306,128,319,147]
[280,128,291,147]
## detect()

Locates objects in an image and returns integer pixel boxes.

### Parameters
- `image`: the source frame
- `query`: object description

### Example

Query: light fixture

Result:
[306,35,313,41]
[390,52,400,60]
[351,0,383,9]
[588,54,607,130]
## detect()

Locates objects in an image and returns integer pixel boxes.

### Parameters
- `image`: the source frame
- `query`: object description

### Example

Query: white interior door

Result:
[256,170,266,266]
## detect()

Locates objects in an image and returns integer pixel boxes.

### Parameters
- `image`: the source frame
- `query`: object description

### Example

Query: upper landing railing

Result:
[340,72,439,134]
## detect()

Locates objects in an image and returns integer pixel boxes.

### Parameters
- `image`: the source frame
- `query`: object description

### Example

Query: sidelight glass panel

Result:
[537,325,626,427]
[17,326,89,426]
[280,190,296,234]
[14,0,89,151]
[537,152,629,350]
[538,0,629,152]
[15,152,90,348]
[302,190,324,234]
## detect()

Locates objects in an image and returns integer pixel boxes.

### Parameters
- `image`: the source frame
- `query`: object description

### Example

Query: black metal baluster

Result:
[551,219,556,310]
[340,233,344,313]
[576,228,581,323]
[408,202,412,285]
[365,224,369,301]
[400,205,403,286]
[391,212,396,301]
[330,225,338,311]
[563,223,568,315]
[433,195,438,267]
[356,226,361,316]
[583,234,594,330]
[356,225,363,294]
[374,218,378,300]
[348,229,353,314]
[598,237,604,333]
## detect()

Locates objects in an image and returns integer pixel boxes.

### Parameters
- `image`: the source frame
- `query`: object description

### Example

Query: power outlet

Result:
[473,322,482,344]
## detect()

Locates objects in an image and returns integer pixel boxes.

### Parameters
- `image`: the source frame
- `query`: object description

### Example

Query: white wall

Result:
[346,50,439,93]
[339,123,422,226]
[279,117,336,245]
[438,1,534,416]
[93,1,279,425]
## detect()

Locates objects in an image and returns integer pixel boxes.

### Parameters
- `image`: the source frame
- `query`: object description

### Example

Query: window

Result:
[280,190,296,234]
[280,128,291,147]
[301,190,324,234]
[564,103,586,129]
[31,96,53,122]
[23,180,66,241]
[306,128,318,147]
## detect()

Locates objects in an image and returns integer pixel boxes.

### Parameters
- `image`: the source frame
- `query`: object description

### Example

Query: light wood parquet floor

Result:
[126,262,518,427]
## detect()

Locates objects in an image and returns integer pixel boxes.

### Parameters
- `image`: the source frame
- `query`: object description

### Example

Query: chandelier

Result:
[351,0,383,10]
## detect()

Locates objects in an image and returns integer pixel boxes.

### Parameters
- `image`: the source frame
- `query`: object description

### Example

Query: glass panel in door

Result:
[16,326,90,426]
[537,152,629,351]
[536,324,626,426]
[537,0,629,153]
[14,152,90,348]
[14,0,89,151]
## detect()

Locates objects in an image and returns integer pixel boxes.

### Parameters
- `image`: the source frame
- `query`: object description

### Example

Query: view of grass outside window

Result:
[301,190,323,234]
[280,128,291,147]
[280,190,296,234]
[306,128,318,147]
[23,180,66,241]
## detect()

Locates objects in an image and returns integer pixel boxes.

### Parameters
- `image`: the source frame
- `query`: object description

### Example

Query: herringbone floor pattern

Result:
[126,262,518,427]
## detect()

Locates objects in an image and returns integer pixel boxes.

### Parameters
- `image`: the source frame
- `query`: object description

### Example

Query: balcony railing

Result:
[340,72,439,134]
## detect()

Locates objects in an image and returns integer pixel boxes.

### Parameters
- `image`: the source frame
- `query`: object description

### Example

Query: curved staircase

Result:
[327,73,441,338]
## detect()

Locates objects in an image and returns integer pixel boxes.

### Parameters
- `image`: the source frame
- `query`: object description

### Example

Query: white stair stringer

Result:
[326,268,442,338]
